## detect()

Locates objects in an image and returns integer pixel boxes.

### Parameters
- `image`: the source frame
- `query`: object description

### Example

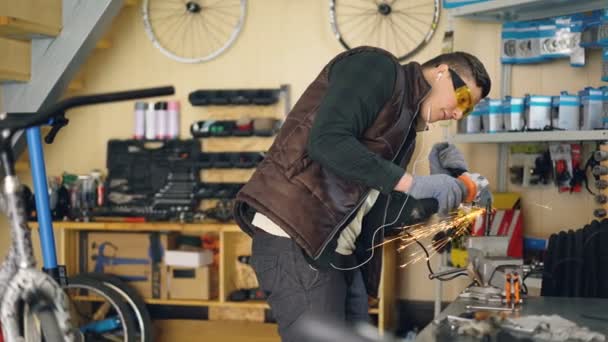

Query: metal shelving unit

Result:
[453,130,608,143]
[438,0,608,319]
[450,0,608,22]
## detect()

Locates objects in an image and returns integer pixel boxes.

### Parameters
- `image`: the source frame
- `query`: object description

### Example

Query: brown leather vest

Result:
[234,46,431,265]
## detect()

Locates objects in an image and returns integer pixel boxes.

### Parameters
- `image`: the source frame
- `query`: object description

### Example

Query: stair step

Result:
[0,36,30,81]
[0,0,62,39]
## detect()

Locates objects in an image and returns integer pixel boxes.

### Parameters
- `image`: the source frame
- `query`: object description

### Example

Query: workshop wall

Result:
[1,2,601,302]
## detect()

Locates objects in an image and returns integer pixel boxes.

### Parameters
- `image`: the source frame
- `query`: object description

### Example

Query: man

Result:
[234,46,491,341]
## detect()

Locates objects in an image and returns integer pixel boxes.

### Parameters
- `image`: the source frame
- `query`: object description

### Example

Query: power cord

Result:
[411,233,469,281]
[330,105,434,272]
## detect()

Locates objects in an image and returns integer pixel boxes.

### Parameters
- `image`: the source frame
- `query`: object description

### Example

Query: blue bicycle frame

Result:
[26,126,59,272]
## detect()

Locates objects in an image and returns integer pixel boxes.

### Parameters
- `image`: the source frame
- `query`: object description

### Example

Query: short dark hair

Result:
[422,52,491,99]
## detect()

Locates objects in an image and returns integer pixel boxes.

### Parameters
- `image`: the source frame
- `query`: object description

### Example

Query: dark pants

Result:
[251,229,369,342]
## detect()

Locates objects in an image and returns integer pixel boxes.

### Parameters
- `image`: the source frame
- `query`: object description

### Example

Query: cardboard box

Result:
[165,250,214,268]
[85,232,169,299]
[167,266,214,300]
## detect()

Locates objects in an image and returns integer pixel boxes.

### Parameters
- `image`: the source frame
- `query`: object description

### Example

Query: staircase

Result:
[0,0,134,168]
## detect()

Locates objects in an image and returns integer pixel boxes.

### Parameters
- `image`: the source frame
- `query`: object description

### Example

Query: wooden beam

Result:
[0,0,62,38]
[0,37,30,81]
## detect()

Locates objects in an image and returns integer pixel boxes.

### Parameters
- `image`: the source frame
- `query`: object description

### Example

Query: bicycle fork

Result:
[0,150,74,342]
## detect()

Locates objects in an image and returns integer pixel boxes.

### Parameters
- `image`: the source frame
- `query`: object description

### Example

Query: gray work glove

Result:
[407,174,467,216]
[429,142,468,175]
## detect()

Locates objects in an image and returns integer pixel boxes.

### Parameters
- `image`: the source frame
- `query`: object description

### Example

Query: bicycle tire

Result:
[82,273,153,342]
[329,0,441,61]
[66,274,138,342]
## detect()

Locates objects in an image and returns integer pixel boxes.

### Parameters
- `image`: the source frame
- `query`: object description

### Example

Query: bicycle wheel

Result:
[83,273,153,342]
[142,0,247,63]
[66,275,138,342]
[329,0,440,61]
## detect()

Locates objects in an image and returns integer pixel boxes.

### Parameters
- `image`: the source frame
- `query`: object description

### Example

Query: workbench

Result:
[416,296,608,341]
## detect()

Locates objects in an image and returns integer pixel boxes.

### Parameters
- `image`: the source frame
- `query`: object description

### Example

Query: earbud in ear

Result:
[436,73,443,81]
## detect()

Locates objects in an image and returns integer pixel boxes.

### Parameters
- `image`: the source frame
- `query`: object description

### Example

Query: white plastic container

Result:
[527,96,552,130]
[556,94,580,130]
[165,250,214,268]
[155,101,168,139]
[506,97,525,131]
[581,88,604,130]
[145,102,156,140]
[167,101,180,139]
[488,99,504,133]
[134,102,146,140]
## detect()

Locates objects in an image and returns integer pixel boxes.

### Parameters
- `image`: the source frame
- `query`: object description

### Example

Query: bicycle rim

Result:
[84,273,152,342]
[329,0,440,61]
[142,0,247,63]
[66,276,138,342]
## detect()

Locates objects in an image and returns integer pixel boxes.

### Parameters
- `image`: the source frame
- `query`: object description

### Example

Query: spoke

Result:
[388,15,410,57]
[338,9,378,18]
[200,12,224,51]
[393,10,430,27]
[363,14,381,47]
[169,12,188,56]
[183,14,193,58]
[339,10,377,28]
[393,2,434,11]
[166,12,189,53]
[153,13,187,44]
[194,13,206,57]
[204,11,237,32]
[390,13,418,47]
[194,14,211,56]
[150,12,186,22]
[203,4,241,10]
[340,3,377,12]
[204,7,241,20]
[346,0,379,5]
[343,10,378,43]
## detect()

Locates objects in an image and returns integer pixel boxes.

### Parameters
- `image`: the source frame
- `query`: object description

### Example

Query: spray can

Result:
[91,169,104,207]
[134,102,147,140]
[145,102,156,140]
[155,101,168,140]
[168,101,180,139]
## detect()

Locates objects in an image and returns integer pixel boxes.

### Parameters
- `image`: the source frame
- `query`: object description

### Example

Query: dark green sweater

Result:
[307,51,405,195]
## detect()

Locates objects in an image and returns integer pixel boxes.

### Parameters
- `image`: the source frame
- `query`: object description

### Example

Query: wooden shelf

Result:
[155,319,279,341]
[30,221,243,233]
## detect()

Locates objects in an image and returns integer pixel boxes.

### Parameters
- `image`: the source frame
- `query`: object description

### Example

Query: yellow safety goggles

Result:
[448,68,474,117]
